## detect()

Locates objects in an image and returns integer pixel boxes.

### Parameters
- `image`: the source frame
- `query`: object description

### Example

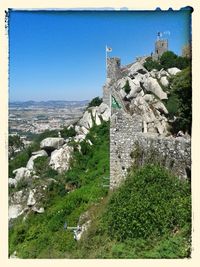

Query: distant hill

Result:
[9,100,89,108]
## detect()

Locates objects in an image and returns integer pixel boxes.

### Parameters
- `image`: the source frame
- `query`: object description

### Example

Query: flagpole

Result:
[106,45,107,74]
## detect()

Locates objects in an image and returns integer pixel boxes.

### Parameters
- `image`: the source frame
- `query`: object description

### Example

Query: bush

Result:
[175,56,190,70]
[104,165,191,241]
[9,150,30,177]
[143,57,162,71]
[160,51,190,70]
[123,80,131,94]
[160,51,178,69]
[60,127,76,139]
[170,67,192,134]
[87,97,102,108]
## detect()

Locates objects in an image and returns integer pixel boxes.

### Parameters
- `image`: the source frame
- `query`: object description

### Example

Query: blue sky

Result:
[9,10,191,101]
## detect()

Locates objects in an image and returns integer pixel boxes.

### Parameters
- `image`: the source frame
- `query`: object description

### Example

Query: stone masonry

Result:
[110,110,191,189]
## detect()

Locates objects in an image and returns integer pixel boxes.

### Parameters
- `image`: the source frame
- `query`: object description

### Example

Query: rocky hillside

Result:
[9,102,110,228]
[111,61,187,136]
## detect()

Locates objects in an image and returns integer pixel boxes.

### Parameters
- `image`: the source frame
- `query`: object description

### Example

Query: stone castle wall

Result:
[103,84,110,107]
[110,110,191,189]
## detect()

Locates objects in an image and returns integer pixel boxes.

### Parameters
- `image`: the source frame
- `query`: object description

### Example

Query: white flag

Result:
[106,46,112,52]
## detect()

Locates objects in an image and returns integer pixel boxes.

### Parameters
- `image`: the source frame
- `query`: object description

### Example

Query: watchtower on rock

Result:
[152,33,168,60]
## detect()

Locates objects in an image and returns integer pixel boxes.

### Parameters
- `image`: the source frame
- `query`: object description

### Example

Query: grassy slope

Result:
[9,121,191,259]
[9,121,109,258]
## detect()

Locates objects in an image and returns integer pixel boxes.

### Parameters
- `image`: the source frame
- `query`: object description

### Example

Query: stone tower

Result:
[103,57,122,106]
[152,38,168,61]
[107,57,122,82]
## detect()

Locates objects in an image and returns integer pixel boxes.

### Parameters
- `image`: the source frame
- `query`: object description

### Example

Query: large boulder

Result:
[117,76,132,88]
[80,126,89,135]
[126,81,142,99]
[143,77,168,100]
[100,107,110,121]
[167,67,181,76]
[150,69,158,78]
[128,61,148,75]
[131,97,157,123]
[8,178,17,187]
[8,204,24,220]
[78,110,93,129]
[9,190,27,220]
[132,73,150,85]
[153,100,169,115]
[27,189,36,207]
[26,150,48,170]
[98,103,110,121]
[49,144,73,173]
[157,69,170,79]
[98,102,109,114]
[13,167,32,182]
[160,76,169,87]
[95,114,101,125]
[143,94,155,103]
[40,138,65,152]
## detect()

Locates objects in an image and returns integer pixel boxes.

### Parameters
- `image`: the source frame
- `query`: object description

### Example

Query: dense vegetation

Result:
[144,51,190,71]
[103,165,191,244]
[166,67,192,134]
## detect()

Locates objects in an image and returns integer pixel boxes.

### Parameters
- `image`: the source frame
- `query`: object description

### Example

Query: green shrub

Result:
[143,57,162,71]
[159,51,190,71]
[87,97,102,108]
[170,67,192,134]
[9,150,30,177]
[104,165,191,241]
[60,127,76,139]
[165,94,179,117]
[175,56,190,70]
[123,80,131,94]
[160,51,178,69]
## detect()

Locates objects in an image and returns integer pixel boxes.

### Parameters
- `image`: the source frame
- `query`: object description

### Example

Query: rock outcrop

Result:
[12,167,33,183]
[106,56,191,189]
[9,97,111,222]
[49,144,74,173]
[26,150,48,170]
[167,67,181,76]
[40,137,65,152]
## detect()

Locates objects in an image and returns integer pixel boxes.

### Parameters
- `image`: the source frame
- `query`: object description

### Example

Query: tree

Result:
[87,97,102,108]
[175,56,190,70]
[171,67,192,134]
[160,51,178,69]
[143,57,162,71]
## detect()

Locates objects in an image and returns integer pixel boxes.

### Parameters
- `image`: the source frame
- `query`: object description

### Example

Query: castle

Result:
[152,37,168,60]
[102,37,191,190]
